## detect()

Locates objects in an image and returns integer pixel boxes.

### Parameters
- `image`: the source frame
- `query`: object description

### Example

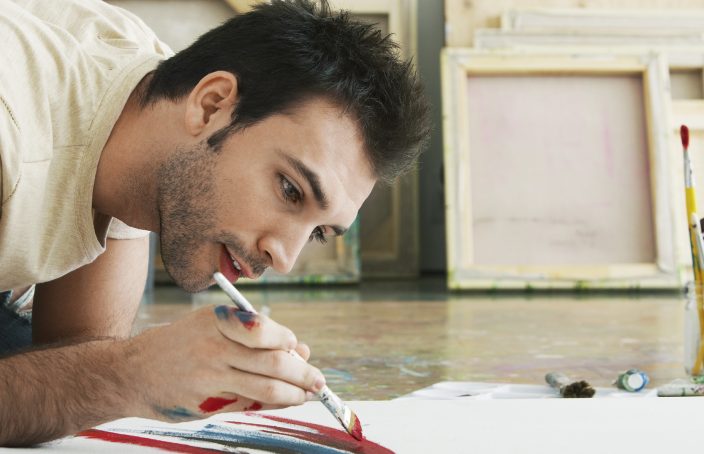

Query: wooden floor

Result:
[135,278,687,400]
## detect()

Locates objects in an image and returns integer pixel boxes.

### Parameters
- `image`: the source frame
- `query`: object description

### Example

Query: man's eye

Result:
[280,175,302,203]
[309,226,327,244]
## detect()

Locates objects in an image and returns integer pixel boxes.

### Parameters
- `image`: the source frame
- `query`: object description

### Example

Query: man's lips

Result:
[219,246,241,283]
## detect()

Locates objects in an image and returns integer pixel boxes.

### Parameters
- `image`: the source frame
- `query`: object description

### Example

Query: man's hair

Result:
[141,0,431,183]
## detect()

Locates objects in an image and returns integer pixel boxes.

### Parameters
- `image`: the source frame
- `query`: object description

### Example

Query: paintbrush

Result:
[213,272,363,440]
[681,124,704,375]
[545,372,595,398]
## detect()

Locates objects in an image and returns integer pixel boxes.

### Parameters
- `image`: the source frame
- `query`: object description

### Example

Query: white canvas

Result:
[1,398,701,453]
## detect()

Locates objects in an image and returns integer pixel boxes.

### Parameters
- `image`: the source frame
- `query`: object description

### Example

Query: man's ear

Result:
[184,71,238,137]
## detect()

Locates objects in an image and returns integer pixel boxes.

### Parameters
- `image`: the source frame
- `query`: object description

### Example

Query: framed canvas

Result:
[443,0,704,47]
[501,8,704,33]
[470,36,704,277]
[442,49,679,289]
[331,0,422,278]
[473,29,704,51]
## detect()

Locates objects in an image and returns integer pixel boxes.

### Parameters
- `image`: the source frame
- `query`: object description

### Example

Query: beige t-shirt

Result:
[0,0,173,291]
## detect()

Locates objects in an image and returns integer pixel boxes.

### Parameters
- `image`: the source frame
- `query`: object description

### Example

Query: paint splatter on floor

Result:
[79,413,394,453]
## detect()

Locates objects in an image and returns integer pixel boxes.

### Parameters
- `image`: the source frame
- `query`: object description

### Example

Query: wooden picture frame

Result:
[108,0,236,52]
[470,32,704,279]
[473,29,704,51]
[330,0,421,279]
[501,9,704,34]
[443,1,704,48]
[442,49,679,289]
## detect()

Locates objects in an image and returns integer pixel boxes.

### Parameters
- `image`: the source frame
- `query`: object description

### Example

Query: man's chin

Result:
[164,267,212,293]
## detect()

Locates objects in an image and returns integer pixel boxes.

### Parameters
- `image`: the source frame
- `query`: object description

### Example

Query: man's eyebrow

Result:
[279,151,329,210]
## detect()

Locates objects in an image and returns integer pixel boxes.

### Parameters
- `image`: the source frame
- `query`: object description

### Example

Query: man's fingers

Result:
[294,342,311,361]
[226,344,325,393]
[213,305,296,350]
[224,368,310,406]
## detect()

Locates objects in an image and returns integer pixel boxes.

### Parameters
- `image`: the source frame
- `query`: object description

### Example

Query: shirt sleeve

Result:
[107,217,151,240]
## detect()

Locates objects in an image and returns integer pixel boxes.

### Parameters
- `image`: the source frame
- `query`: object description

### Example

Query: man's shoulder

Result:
[7,0,172,56]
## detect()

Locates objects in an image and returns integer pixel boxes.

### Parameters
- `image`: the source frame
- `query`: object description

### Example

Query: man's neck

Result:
[92,77,182,233]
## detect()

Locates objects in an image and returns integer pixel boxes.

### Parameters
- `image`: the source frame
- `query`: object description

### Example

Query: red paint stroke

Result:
[243,401,262,411]
[233,413,395,453]
[80,429,221,453]
[199,396,238,413]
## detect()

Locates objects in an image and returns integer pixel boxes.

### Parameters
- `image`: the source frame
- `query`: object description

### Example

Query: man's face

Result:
[157,97,376,292]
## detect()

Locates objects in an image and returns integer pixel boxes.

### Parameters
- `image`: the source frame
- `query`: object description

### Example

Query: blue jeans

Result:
[0,290,32,357]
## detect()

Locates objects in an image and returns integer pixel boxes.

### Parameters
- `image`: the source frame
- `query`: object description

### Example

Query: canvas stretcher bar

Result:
[501,8,704,33]
[474,29,704,51]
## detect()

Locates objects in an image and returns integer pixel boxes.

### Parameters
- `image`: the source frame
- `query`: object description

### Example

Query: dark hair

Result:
[142,0,431,183]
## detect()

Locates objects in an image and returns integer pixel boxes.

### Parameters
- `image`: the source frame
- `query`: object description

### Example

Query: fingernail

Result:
[233,310,258,330]
[313,376,325,393]
[214,305,230,320]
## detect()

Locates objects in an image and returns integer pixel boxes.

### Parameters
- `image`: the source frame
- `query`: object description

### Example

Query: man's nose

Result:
[260,228,310,274]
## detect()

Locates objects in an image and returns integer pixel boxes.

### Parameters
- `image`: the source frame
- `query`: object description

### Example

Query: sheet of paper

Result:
[2,398,699,453]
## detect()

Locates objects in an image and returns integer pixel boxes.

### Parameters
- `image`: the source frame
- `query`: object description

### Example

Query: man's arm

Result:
[0,338,135,445]
[0,236,148,444]
[0,236,326,446]
[32,236,150,343]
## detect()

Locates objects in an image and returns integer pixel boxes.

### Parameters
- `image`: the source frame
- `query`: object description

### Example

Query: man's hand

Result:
[0,305,324,446]
[123,304,325,420]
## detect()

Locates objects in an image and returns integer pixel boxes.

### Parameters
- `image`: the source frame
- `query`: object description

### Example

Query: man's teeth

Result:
[230,256,242,271]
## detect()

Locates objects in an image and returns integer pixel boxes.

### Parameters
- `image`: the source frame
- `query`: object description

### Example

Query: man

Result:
[0,0,430,445]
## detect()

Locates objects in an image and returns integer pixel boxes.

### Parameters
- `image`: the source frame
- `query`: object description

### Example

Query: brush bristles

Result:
[561,380,595,398]
[682,124,690,149]
[346,412,364,441]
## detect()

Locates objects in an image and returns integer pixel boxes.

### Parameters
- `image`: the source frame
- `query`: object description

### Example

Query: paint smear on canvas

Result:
[80,413,394,453]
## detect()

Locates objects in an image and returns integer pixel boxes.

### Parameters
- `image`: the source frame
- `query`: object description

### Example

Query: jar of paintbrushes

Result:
[684,283,704,377]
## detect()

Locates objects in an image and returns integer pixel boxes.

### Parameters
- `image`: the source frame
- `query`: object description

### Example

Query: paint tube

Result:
[614,369,649,392]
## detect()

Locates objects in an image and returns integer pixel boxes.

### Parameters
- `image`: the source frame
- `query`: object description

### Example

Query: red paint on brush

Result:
[349,415,364,441]
[237,413,394,453]
[80,429,221,453]
[198,396,238,413]
[682,124,690,149]
[243,401,262,411]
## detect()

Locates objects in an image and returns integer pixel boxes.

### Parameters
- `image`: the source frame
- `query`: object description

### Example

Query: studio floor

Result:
[135,278,687,400]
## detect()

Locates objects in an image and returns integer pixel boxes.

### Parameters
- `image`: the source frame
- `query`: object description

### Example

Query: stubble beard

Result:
[156,141,219,292]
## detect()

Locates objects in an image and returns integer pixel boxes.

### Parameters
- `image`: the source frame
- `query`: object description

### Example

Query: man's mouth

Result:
[219,245,243,283]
